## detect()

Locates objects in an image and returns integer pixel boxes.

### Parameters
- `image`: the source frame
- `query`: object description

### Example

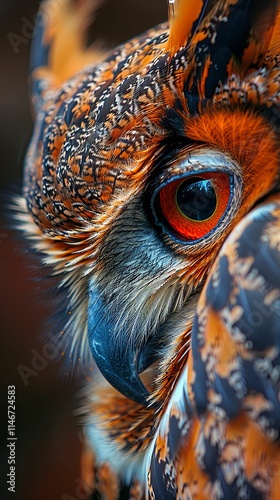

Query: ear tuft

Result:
[168,0,280,99]
[30,0,104,88]
[167,0,206,54]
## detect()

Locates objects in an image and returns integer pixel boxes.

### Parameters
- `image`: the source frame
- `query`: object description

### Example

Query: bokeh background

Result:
[0,1,166,499]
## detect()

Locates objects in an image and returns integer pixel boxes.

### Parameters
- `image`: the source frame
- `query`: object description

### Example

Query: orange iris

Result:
[159,172,231,240]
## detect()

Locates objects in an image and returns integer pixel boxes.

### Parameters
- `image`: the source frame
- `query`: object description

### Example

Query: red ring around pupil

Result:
[158,172,231,240]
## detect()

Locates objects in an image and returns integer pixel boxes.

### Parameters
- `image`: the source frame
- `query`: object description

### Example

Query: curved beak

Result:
[87,288,151,405]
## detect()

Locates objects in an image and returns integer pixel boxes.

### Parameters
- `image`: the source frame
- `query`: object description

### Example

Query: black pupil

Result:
[176,177,217,221]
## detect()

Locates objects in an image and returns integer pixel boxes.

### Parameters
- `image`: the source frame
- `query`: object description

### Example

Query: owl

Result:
[17,0,280,498]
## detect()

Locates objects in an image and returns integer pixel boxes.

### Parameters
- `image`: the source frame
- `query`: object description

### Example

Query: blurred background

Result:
[0,1,166,499]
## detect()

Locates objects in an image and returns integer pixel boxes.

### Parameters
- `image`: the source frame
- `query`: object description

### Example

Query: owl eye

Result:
[156,172,232,241]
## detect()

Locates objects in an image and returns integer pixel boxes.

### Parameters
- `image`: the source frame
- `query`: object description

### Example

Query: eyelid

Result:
[151,148,241,189]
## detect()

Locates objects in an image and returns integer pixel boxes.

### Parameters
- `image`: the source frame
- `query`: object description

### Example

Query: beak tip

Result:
[88,289,150,405]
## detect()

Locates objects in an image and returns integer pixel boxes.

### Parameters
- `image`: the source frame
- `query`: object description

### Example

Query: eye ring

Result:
[153,171,233,243]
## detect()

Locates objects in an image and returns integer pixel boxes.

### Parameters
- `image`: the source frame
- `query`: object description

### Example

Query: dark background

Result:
[0,1,166,499]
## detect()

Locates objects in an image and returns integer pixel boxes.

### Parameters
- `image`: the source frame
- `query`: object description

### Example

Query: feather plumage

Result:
[18,0,280,497]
